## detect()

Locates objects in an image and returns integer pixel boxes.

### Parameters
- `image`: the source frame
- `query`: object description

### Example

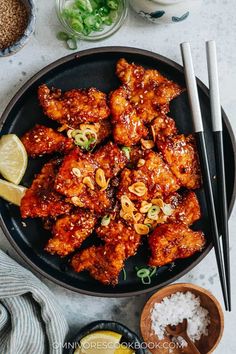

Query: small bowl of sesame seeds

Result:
[0,0,36,57]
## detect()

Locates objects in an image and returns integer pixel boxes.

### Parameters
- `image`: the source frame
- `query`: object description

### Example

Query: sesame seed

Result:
[0,0,29,50]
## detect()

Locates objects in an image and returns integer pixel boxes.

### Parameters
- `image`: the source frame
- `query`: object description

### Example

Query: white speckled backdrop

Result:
[0,0,236,353]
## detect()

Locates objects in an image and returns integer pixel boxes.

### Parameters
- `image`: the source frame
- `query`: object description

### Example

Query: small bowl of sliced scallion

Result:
[56,0,128,49]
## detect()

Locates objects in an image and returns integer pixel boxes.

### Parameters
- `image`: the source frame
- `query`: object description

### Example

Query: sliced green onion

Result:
[75,133,88,146]
[57,31,70,41]
[136,266,156,285]
[83,130,97,149]
[82,26,92,36]
[141,276,151,285]
[69,8,83,20]
[90,0,99,10]
[63,8,78,19]
[109,10,118,21]
[84,14,97,27]
[98,6,110,17]
[71,129,82,138]
[73,129,97,151]
[149,267,157,277]
[137,268,150,278]
[147,205,160,220]
[102,15,113,26]
[66,38,78,50]
[75,0,93,12]
[86,138,96,150]
[122,147,131,160]
[122,268,127,281]
[101,214,111,226]
[106,0,118,10]
[70,18,84,32]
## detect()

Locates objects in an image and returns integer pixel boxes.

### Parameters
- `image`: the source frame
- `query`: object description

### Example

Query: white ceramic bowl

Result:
[129,0,202,24]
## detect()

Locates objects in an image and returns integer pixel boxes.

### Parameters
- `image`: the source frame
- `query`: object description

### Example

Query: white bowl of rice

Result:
[140,283,224,354]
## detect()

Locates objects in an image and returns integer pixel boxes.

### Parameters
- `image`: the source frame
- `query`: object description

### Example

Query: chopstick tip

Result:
[206,40,216,49]
[180,41,190,48]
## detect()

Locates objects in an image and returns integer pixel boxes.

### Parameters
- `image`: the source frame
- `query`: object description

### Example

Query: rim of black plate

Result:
[0,46,236,297]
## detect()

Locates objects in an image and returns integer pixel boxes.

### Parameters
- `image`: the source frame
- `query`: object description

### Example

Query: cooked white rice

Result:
[151,291,210,345]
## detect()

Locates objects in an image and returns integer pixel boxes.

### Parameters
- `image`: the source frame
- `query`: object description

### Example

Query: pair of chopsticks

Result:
[180,41,231,311]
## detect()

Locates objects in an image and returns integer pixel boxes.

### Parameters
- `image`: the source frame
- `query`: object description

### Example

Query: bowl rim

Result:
[140,282,224,354]
[0,0,36,57]
[0,46,236,297]
[149,0,187,5]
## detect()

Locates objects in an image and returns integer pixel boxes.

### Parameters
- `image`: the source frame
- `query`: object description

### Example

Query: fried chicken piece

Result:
[45,210,97,256]
[21,124,73,158]
[118,150,180,202]
[55,148,111,214]
[122,191,201,228]
[96,219,142,257]
[157,134,201,189]
[151,113,178,142]
[71,243,126,286]
[116,58,183,121]
[117,58,166,90]
[129,146,145,167]
[148,223,205,267]
[165,191,201,225]
[55,143,127,214]
[94,141,128,179]
[20,159,72,219]
[38,84,110,127]
[93,120,112,144]
[110,87,148,146]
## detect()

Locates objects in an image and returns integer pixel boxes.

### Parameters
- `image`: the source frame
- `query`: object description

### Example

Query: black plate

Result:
[64,321,145,354]
[0,47,236,297]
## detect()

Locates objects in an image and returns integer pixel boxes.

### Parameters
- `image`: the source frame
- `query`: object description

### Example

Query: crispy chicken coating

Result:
[166,191,201,225]
[45,209,97,257]
[151,113,178,143]
[148,223,206,267]
[96,219,142,257]
[118,191,200,229]
[54,148,112,214]
[129,146,145,167]
[21,124,73,157]
[118,150,180,202]
[116,58,183,120]
[110,87,148,146]
[71,243,126,286]
[94,141,128,179]
[55,142,127,214]
[20,159,72,219]
[157,134,201,189]
[93,120,112,144]
[38,84,110,127]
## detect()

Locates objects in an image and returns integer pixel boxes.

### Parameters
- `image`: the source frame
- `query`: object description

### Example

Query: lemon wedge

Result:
[0,179,27,206]
[75,330,122,354]
[114,346,135,354]
[0,134,28,185]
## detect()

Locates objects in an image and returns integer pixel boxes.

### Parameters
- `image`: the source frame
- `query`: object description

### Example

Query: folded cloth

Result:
[0,250,69,354]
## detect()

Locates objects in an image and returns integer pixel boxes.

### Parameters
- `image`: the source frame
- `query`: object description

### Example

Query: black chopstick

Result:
[206,40,231,311]
[180,42,229,311]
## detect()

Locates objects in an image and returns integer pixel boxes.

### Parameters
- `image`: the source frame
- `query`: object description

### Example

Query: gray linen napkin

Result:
[0,250,69,354]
